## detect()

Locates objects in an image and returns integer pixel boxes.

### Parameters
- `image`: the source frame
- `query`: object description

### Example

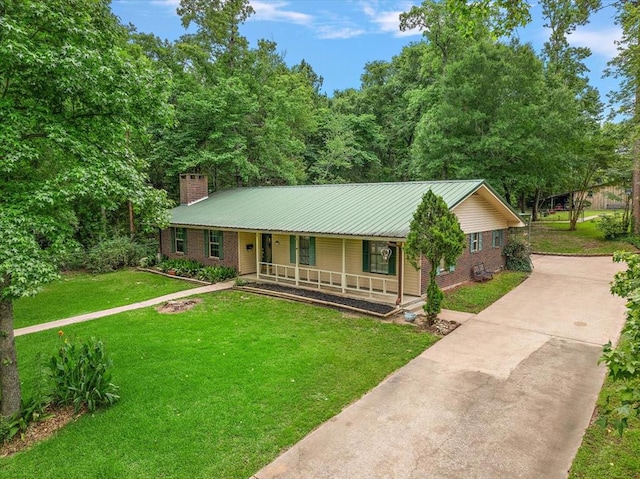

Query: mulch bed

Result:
[239,282,397,316]
[0,405,82,457]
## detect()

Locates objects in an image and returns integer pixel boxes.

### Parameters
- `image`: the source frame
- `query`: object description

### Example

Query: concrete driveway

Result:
[252,255,628,479]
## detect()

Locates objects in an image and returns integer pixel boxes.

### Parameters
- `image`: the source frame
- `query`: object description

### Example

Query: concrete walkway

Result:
[14,280,234,337]
[252,255,628,479]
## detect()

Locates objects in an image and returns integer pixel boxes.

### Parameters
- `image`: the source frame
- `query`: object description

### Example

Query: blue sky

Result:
[111,0,622,109]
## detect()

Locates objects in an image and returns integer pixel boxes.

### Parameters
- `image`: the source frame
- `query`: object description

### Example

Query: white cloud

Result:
[568,27,622,59]
[361,1,422,38]
[150,0,179,7]
[316,25,367,40]
[250,1,313,25]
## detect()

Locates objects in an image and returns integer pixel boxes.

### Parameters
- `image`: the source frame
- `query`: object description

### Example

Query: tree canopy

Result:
[0,0,172,416]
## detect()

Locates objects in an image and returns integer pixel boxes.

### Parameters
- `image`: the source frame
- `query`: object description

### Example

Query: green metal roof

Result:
[170,179,519,239]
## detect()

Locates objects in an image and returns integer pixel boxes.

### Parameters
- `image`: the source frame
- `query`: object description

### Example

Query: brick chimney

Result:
[179,173,209,205]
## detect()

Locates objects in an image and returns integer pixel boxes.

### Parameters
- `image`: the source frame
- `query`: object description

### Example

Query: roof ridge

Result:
[212,179,485,193]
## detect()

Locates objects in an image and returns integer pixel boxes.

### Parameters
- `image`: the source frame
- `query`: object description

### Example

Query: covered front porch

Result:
[237,231,422,308]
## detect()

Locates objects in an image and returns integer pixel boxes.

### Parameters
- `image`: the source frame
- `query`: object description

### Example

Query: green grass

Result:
[529,219,638,255]
[441,271,529,314]
[13,269,199,329]
[536,209,613,222]
[2,291,437,479]
[569,377,640,479]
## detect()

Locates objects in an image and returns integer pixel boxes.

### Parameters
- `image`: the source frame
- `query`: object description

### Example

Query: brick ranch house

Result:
[160,174,525,306]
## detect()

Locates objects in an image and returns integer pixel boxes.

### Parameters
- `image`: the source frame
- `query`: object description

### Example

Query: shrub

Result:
[49,336,120,412]
[0,396,51,444]
[197,266,237,283]
[624,234,640,249]
[597,213,629,240]
[84,237,159,273]
[503,238,532,272]
[134,238,159,267]
[85,237,138,273]
[158,258,203,277]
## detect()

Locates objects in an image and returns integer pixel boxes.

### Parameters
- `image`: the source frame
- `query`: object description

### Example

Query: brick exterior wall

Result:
[160,227,239,270]
[420,229,507,293]
[179,174,208,205]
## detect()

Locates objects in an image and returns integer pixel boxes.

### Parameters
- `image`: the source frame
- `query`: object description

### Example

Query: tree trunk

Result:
[532,188,542,222]
[634,137,640,234]
[634,82,640,234]
[128,200,135,239]
[0,287,21,418]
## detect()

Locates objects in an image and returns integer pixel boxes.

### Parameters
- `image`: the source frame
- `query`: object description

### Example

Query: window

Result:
[470,232,483,253]
[208,230,224,259]
[436,258,456,275]
[362,241,396,275]
[173,228,186,254]
[299,236,310,265]
[289,236,315,266]
[492,230,504,248]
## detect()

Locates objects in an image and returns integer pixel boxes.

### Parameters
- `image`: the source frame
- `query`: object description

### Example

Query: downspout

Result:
[396,244,403,306]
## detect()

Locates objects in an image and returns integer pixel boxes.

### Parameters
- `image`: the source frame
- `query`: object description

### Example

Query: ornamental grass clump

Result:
[49,335,120,412]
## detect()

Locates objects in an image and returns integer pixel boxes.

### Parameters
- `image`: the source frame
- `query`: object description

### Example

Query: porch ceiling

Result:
[170,180,499,238]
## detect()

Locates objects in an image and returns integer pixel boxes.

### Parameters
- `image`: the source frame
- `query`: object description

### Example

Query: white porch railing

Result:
[258,262,398,298]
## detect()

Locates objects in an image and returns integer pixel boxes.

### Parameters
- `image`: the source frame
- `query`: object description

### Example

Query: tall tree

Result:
[405,191,466,325]
[177,0,254,72]
[0,0,171,417]
[410,40,565,207]
[608,1,640,233]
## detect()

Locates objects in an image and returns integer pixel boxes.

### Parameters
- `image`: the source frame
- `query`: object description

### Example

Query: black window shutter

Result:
[362,240,370,272]
[290,236,296,263]
[388,246,396,275]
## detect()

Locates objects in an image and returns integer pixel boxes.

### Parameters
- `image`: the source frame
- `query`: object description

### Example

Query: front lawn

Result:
[13,269,199,329]
[529,220,637,255]
[442,271,529,314]
[4,291,436,479]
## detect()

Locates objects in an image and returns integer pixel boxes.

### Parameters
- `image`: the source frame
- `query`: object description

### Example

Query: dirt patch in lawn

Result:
[156,298,202,314]
[0,405,82,457]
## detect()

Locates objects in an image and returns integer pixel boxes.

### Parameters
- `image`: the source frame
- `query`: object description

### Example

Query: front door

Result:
[261,234,272,273]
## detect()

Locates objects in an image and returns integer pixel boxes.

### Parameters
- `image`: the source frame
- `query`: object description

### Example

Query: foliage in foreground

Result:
[49,335,120,413]
[4,292,436,478]
[569,375,640,479]
[0,335,118,443]
[0,396,51,444]
[597,251,640,435]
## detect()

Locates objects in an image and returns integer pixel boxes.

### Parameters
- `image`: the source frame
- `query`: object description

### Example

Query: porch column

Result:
[255,232,260,280]
[295,235,300,286]
[396,244,404,306]
[341,238,346,294]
